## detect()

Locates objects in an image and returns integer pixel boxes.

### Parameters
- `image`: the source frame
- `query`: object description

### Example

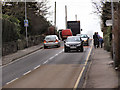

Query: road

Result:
[2,41,93,88]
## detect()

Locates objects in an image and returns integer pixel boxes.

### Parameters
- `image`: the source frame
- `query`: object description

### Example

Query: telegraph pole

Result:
[54,1,56,27]
[111,0,116,65]
[75,14,77,21]
[65,5,67,29]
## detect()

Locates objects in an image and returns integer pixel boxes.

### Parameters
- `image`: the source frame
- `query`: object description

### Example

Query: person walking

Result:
[96,32,100,48]
[99,37,104,48]
[93,32,99,48]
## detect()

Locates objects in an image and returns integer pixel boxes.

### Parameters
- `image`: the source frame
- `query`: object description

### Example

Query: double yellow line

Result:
[73,41,93,89]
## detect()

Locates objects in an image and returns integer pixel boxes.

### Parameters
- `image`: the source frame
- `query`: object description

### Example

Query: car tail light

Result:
[44,40,47,43]
[55,40,58,42]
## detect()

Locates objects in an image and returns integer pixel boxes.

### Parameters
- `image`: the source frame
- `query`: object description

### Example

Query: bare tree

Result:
[92,0,105,16]
[36,0,51,16]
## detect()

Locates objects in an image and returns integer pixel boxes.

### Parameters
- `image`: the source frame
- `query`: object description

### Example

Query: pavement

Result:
[83,47,119,88]
[2,43,43,66]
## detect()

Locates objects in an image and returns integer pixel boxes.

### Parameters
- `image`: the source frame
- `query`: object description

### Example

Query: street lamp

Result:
[25,0,28,47]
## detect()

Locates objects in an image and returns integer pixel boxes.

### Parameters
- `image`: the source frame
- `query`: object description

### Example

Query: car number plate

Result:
[70,46,76,49]
[48,41,53,43]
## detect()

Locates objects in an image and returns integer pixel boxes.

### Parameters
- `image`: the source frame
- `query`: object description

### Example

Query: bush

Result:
[2,14,21,42]
[103,26,112,52]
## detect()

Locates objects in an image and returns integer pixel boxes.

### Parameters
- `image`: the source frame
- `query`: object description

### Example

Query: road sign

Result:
[106,20,112,26]
[24,20,28,27]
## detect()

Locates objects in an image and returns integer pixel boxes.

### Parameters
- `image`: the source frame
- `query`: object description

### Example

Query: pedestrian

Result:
[99,37,104,48]
[93,32,99,49]
[96,32,100,48]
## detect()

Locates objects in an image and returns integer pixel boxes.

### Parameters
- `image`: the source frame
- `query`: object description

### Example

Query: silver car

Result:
[44,35,60,49]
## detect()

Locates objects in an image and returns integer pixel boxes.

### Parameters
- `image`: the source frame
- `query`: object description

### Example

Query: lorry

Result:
[67,21,81,36]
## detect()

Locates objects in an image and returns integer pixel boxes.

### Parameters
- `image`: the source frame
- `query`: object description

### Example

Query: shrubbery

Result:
[103,26,112,52]
[2,14,21,42]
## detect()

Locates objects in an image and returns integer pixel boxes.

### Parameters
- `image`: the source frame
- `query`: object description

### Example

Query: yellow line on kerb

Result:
[73,40,93,90]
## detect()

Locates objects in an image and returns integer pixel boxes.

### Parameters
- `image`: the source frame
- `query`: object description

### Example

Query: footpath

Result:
[2,43,43,66]
[83,48,119,88]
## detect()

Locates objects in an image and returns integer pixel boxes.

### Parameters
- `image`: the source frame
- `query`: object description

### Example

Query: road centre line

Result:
[43,49,63,64]
[23,70,32,76]
[34,65,41,70]
[73,41,93,89]
[6,78,18,85]
[55,54,58,56]
[43,60,48,64]
[5,49,63,85]
[22,49,63,77]
[49,57,54,60]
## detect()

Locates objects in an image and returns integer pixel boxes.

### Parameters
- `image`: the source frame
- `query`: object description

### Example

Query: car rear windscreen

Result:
[45,36,56,41]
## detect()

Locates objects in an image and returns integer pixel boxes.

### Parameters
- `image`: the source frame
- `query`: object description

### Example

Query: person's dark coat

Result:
[93,33,99,46]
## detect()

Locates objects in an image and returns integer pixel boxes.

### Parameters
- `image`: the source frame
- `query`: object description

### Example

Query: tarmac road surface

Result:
[3,41,93,88]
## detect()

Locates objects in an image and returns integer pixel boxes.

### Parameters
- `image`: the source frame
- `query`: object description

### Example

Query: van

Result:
[62,29,73,40]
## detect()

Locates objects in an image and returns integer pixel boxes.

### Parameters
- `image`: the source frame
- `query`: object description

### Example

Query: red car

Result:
[62,29,73,40]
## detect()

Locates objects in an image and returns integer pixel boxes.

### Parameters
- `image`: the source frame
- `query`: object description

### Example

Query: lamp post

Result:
[25,0,28,47]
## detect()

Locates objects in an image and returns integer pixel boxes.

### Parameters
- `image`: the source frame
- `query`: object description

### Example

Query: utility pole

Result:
[54,1,56,27]
[25,0,28,47]
[0,1,2,88]
[65,5,67,29]
[111,0,116,66]
[75,14,77,21]
[118,0,120,69]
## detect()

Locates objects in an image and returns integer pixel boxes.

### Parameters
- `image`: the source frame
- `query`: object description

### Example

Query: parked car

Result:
[64,36,83,52]
[61,29,73,40]
[76,34,89,46]
[44,35,60,49]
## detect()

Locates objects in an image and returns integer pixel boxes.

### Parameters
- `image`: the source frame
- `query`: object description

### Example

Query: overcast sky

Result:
[47,0,103,38]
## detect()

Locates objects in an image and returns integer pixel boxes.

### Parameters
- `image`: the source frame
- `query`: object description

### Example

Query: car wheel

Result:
[56,44,60,48]
[58,44,61,47]
[87,42,89,46]
[80,45,84,52]
[64,47,68,52]
[44,45,47,49]
[77,49,79,52]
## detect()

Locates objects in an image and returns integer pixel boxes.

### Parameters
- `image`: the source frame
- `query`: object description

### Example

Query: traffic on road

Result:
[2,33,93,88]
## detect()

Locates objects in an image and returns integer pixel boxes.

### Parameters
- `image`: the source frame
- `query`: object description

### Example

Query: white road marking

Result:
[34,65,41,70]
[6,78,18,85]
[43,60,48,64]
[55,54,58,56]
[23,70,31,75]
[3,49,43,68]
[49,57,54,60]
[5,49,63,85]
[43,49,63,64]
